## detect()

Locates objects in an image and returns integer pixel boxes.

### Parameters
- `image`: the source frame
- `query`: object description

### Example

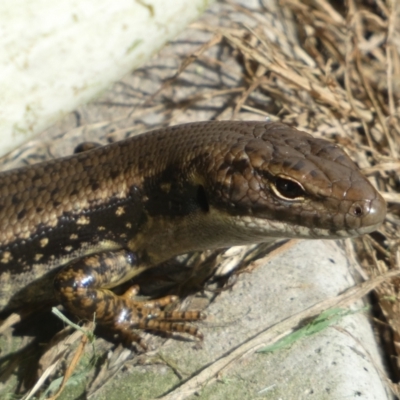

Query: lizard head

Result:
[198,122,386,240]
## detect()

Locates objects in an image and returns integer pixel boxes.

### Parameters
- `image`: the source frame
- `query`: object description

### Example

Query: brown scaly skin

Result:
[0,121,386,342]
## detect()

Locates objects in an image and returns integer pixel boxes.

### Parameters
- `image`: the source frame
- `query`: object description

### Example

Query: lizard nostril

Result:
[346,193,386,234]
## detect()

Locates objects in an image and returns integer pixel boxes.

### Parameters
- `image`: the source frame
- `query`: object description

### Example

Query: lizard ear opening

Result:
[196,185,209,212]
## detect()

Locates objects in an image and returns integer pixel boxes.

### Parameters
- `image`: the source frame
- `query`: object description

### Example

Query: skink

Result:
[0,121,386,340]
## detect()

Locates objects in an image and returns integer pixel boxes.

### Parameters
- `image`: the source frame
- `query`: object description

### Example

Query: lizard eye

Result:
[271,176,305,201]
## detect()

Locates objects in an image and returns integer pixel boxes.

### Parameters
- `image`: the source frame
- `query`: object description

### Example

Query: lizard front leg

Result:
[53,250,205,345]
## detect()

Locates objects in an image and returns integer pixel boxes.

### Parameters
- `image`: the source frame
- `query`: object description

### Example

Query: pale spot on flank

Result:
[65,246,73,252]
[1,251,12,264]
[98,226,106,231]
[115,206,125,216]
[40,238,49,247]
[70,233,78,240]
[77,216,90,225]
[34,254,43,261]
[126,222,132,229]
